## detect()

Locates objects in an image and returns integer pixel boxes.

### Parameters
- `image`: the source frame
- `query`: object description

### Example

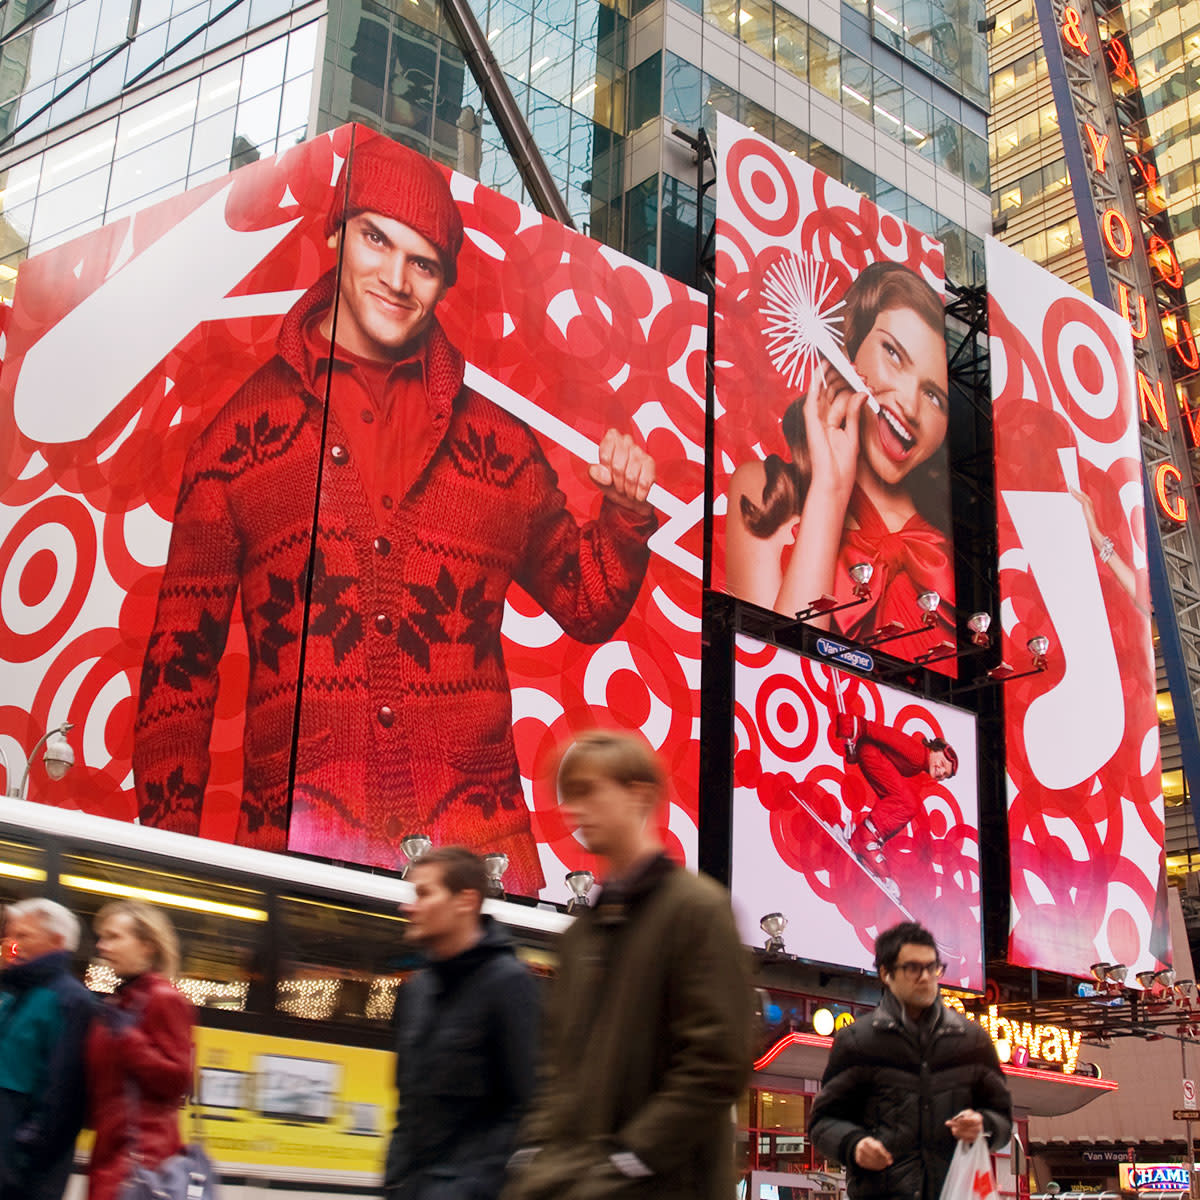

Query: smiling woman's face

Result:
[853,306,949,488]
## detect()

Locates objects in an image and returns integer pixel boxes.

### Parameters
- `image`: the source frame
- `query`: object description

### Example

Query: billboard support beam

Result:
[944,280,1010,961]
[438,0,574,228]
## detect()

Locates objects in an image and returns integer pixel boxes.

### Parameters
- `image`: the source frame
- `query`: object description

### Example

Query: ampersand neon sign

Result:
[1062,4,1089,53]
[1105,36,1138,85]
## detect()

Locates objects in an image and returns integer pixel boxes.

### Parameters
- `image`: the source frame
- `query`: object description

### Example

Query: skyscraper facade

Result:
[0,0,993,297]
[987,0,1086,291]
[987,0,1200,936]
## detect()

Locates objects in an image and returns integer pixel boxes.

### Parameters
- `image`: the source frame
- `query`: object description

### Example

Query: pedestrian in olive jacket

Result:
[809,922,1012,1200]
[503,730,754,1200]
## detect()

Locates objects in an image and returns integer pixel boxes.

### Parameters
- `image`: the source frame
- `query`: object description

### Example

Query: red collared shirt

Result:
[302,315,439,524]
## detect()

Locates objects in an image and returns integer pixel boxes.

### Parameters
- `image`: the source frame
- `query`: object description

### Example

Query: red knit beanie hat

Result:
[326,135,465,285]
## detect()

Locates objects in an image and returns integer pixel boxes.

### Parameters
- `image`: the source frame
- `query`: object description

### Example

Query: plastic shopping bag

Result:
[940,1137,999,1200]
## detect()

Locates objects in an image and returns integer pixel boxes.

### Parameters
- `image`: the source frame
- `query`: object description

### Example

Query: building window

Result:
[738,1089,815,1176]
[1164,768,1186,808]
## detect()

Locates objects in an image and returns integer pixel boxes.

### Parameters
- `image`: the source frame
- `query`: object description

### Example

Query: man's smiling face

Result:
[332,212,448,361]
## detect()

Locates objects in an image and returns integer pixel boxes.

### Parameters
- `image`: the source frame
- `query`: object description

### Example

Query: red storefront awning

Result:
[754,1032,1118,1117]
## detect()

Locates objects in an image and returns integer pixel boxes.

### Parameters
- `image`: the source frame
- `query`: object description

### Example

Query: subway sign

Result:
[938,996,1083,1073]
[1119,1165,1191,1192]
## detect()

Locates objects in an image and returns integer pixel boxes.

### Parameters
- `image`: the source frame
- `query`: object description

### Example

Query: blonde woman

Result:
[85,902,193,1200]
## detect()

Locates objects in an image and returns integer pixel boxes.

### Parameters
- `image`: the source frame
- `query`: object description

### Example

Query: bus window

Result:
[276,895,411,1027]
[0,838,48,961]
[58,852,266,1012]
[515,944,557,979]
[0,837,47,904]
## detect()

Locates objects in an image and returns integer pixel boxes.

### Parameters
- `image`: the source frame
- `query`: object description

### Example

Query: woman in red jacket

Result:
[85,901,194,1200]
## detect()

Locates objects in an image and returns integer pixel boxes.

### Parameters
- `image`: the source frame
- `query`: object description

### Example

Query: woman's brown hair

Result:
[740,261,948,540]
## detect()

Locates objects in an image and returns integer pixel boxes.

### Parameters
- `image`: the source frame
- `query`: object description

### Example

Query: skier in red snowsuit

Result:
[835,713,958,877]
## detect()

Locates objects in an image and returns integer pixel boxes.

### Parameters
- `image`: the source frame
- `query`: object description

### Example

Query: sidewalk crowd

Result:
[1,729,1010,1200]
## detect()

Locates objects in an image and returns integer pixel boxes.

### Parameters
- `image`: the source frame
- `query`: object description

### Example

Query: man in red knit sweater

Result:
[132,133,657,893]
[835,713,957,879]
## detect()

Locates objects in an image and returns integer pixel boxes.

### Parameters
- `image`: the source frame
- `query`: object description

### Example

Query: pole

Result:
[1185,1040,1197,1200]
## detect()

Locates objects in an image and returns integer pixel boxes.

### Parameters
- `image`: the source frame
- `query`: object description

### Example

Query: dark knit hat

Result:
[326,136,465,285]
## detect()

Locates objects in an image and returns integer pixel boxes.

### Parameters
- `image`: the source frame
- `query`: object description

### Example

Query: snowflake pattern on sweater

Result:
[133,272,656,891]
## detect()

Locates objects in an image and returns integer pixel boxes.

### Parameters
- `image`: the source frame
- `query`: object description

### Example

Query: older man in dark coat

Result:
[0,899,95,1200]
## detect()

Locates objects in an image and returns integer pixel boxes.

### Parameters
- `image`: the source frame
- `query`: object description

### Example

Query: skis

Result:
[791,791,918,921]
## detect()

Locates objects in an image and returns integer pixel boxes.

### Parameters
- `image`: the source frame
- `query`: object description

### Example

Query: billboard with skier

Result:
[986,237,1168,977]
[0,125,708,900]
[730,633,982,989]
[712,114,957,674]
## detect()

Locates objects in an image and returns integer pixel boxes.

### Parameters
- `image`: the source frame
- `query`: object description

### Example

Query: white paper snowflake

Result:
[760,254,846,391]
[759,254,875,413]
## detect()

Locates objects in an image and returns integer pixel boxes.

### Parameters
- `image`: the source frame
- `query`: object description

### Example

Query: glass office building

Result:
[986,0,1200,945]
[0,0,993,294]
[986,0,1088,292]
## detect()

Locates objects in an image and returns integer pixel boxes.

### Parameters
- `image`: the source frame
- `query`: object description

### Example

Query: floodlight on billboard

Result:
[986,235,1168,977]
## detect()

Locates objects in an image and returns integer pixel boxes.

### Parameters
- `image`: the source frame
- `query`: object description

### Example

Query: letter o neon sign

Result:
[1148,234,1184,288]
[1102,209,1134,258]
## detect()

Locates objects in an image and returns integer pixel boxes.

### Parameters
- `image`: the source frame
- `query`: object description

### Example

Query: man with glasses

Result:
[810,921,1011,1200]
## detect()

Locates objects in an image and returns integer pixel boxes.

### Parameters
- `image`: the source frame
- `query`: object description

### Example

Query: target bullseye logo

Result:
[1043,296,1132,443]
[0,495,96,661]
[756,673,818,762]
[726,137,800,237]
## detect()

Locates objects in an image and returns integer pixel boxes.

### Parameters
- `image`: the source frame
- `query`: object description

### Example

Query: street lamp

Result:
[400,834,432,879]
[0,721,75,800]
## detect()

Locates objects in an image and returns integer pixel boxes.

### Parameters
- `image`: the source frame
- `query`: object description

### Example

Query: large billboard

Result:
[712,114,956,671]
[731,634,982,989]
[987,237,1168,975]
[0,125,707,898]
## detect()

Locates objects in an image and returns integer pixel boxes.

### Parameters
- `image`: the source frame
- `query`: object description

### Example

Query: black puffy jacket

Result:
[809,992,1013,1200]
[384,916,541,1199]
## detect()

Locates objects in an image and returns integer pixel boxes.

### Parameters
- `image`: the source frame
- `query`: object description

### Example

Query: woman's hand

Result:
[1069,487,1104,549]
[804,359,868,508]
[1070,486,1143,609]
[770,360,867,620]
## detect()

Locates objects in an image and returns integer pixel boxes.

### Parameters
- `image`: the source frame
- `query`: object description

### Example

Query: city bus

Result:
[0,795,567,1199]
